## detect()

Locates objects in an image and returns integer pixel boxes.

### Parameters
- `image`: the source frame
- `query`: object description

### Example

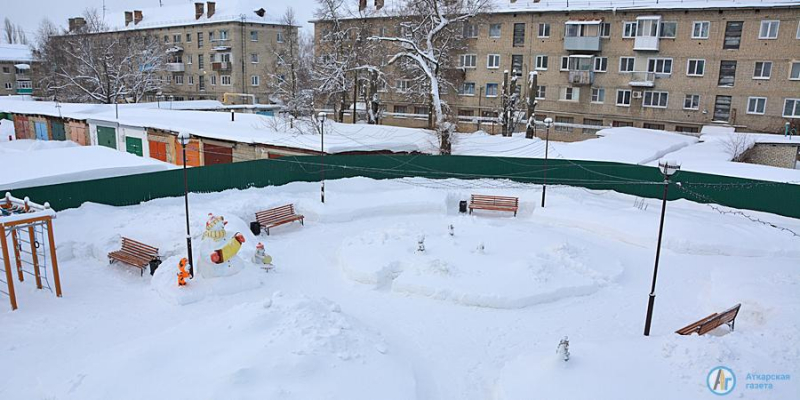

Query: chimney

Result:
[374,0,384,10]
[195,2,205,19]
[124,11,133,26]
[207,2,216,18]
[68,17,87,32]
[359,0,367,11]
[133,10,143,25]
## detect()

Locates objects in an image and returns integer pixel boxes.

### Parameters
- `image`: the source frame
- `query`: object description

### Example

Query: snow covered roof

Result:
[103,0,295,32]
[0,45,33,63]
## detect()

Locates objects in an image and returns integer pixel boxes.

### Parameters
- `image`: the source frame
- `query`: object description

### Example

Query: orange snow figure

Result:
[210,233,246,264]
[177,258,190,286]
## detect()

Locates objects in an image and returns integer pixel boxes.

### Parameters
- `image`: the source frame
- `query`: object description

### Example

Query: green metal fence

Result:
[7,155,800,219]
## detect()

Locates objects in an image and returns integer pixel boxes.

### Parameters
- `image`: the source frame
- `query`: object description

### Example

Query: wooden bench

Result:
[469,194,519,216]
[108,237,160,276]
[676,304,741,336]
[255,204,304,235]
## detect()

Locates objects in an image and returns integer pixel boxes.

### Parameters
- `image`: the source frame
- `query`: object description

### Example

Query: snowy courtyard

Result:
[1,177,798,399]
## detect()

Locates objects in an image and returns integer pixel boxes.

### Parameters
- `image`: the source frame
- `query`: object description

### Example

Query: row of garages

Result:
[4,111,319,167]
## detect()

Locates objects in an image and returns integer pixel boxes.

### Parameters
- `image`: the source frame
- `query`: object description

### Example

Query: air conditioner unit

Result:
[632,91,643,99]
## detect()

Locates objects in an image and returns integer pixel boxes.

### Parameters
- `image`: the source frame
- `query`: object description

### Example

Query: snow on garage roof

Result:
[0,45,33,63]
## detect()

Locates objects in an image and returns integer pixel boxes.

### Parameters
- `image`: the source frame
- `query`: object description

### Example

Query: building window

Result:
[713,95,732,121]
[555,116,574,132]
[684,94,700,110]
[186,33,192,42]
[593,57,608,72]
[659,22,677,38]
[538,23,550,38]
[485,83,498,97]
[643,123,665,130]
[221,75,232,86]
[623,21,637,38]
[460,82,475,95]
[612,120,634,127]
[600,22,611,37]
[198,32,204,47]
[175,75,184,85]
[277,31,284,43]
[723,21,743,49]
[249,53,258,64]
[759,20,780,39]
[647,58,673,74]
[164,35,169,43]
[535,55,548,70]
[616,89,632,106]
[560,56,569,71]
[591,87,605,103]
[462,23,478,38]
[753,61,772,79]
[675,125,700,133]
[250,75,259,86]
[208,31,215,41]
[643,91,669,108]
[198,75,204,91]
[458,109,474,117]
[510,55,523,76]
[784,99,800,118]
[395,79,410,92]
[747,97,767,114]
[536,86,546,99]
[460,54,477,68]
[560,87,579,101]
[583,118,603,134]
[487,54,500,69]
[1,66,9,74]
[619,57,635,72]
[393,105,407,114]
[186,54,193,65]
[692,21,710,39]
[249,30,258,42]
[413,106,429,115]
[211,75,216,85]
[219,30,229,40]
[686,59,705,76]
[188,75,194,85]
[513,23,525,47]
[198,55,205,70]
[489,23,501,38]
[789,62,800,80]
[718,60,737,86]
[4,82,12,90]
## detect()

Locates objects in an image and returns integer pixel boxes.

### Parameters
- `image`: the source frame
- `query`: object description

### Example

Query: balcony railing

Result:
[564,36,601,52]
[166,63,185,72]
[166,46,184,54]
[568,70,594,85]
[628,71,656,87]
[634,36,659,51]
[212,61,230,71]
[15,73,30,81]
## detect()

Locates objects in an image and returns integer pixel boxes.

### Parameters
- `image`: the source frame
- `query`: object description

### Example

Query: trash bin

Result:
[149,258,162,276]
[250,221,261,236]
[459,200,468,213]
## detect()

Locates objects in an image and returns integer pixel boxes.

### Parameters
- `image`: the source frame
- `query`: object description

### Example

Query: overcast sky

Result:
[3,0,318,41]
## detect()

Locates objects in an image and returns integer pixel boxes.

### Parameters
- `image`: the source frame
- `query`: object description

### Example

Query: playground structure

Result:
[0,192,62,310]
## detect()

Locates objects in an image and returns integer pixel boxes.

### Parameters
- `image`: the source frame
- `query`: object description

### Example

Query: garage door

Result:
[203,143,233,165]
[149,141,168,162]
[174,137,201,167]
[34,121,48,141]
[51,121,66,141]
[97,126,117,149]
[125,136,143,156]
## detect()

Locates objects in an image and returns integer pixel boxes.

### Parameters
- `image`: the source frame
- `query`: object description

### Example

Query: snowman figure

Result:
[252,242,274,271]
[202,213,227,242]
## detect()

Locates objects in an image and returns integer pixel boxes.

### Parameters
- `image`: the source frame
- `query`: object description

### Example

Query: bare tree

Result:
[498,70,524,136]
[722,133,753,162]
[34,9,166,104]
[368,0,492,154]
[267,9,314,117]
[4,18,29,45]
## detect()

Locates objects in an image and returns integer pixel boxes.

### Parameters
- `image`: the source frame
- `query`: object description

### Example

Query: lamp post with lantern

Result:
[177,132,194,278]
[541,117,553,208]
[318,112,327,203]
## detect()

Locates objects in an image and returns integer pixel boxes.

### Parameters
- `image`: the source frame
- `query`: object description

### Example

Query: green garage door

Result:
[51,121,66,141]
[97,126,116,149]
[125,136,143,157]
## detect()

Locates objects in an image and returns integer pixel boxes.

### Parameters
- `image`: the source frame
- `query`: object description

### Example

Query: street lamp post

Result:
[541,117,553,208]
[643,160,681,336]
[177,132,194,278]
[318,112,327,203]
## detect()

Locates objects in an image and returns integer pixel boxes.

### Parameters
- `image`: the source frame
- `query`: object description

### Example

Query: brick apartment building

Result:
[0,44,34,96]
[63,1,296,104]
[315,0,800,135]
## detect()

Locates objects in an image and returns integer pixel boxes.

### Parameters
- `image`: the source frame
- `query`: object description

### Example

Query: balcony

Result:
[568,70,594,85]
[166,46,184,54]
[633,16,661,51]
[634,36,659,51]
[564,21,602,52]
[212,61,230,71]
[564,36,601,52]
[628,71,656,87]
[165,63,185,72]
[15,73,30,81]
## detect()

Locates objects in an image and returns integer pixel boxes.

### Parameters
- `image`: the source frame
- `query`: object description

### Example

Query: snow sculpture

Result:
[448,224,454,237]
[556,336,570,362]
[417,235,426,253]
[196,213,247,278]
[252,242,274,271]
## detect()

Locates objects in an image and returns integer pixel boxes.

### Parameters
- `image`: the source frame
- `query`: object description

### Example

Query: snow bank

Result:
[558,127,698,164]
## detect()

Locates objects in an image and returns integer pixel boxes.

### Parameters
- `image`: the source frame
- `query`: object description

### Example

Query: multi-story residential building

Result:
[63,1,294,103]
[0,44,34,96]
[317,0,800,135]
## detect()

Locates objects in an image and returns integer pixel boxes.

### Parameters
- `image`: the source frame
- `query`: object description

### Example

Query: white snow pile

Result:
[338,224,623,309]
[558,127,698,164]
[0,141,175,190]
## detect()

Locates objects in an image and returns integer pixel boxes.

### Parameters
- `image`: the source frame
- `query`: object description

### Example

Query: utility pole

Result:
[541,117,552,208]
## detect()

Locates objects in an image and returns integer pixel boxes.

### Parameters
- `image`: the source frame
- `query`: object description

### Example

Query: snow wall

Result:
[7,155,800,219]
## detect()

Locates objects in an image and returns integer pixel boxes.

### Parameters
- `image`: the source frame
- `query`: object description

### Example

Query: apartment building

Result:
[67,1,294,104]
[0,44,34,96]
[319,0,800,134]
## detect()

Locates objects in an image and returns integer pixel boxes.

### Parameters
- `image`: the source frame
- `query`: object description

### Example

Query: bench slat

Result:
[255,204,304,234]
[109,237,160,274]
[676,304,741,336]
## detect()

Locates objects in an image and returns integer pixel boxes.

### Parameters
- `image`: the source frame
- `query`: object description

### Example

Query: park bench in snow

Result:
[255,204,304,235]
[469,194,519,216]
[676,303,741,336]
[108,237,160,276]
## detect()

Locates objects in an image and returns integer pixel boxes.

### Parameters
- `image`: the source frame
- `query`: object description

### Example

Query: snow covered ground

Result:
[1,177,798,399]
[0,140,175,190]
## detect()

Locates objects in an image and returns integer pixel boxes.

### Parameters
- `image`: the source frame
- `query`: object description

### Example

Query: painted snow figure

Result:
[202,213,227,241]
[210,233,246,264]
[177,258,190,286]
[252,242,274,271]
[557,336,570,362]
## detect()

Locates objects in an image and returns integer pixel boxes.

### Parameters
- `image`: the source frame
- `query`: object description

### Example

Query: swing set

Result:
[0,192,62,310]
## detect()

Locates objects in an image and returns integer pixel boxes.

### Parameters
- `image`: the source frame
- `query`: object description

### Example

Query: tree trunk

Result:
[525,72,538,139]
